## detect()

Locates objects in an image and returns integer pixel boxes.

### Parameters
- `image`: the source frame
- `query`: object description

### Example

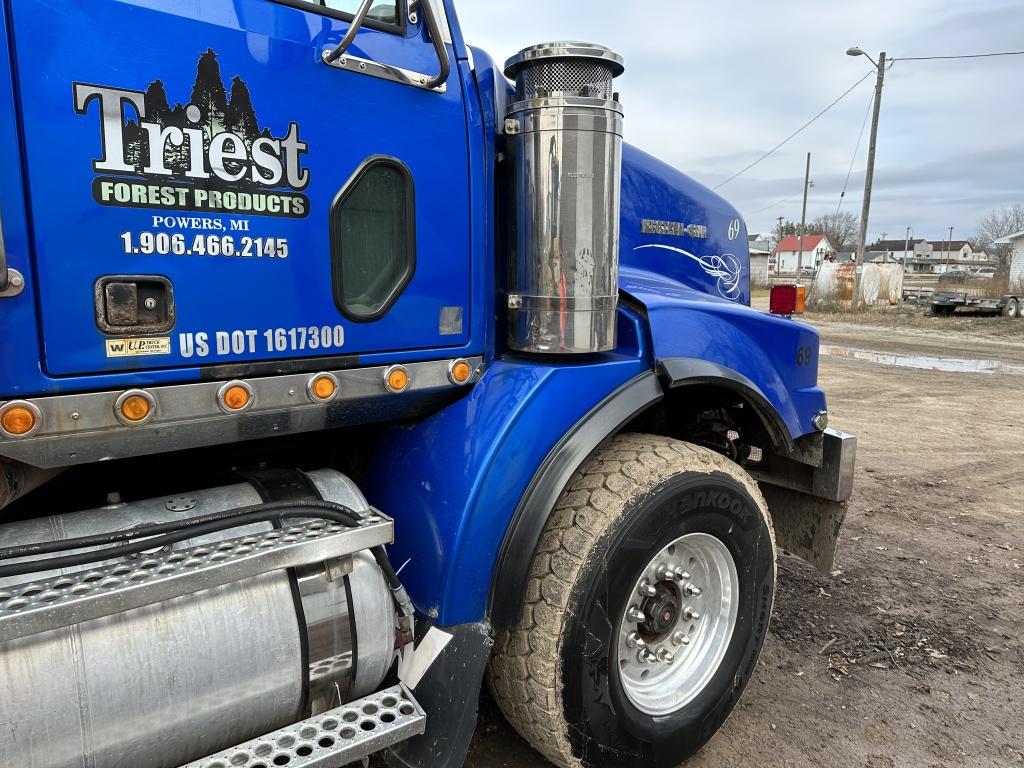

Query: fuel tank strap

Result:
[239,467,326,719]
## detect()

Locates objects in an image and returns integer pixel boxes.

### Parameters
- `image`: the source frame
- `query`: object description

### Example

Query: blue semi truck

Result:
[0,2,856,767]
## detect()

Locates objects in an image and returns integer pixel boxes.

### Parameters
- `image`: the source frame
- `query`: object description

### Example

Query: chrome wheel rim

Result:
[616,532,740,716]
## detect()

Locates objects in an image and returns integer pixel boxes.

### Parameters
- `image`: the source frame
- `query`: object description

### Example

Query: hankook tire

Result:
[489,434,776,768]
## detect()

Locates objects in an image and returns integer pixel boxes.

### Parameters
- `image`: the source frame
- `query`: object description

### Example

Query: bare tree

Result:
[972,205,1024,273]
[808,211,859,251]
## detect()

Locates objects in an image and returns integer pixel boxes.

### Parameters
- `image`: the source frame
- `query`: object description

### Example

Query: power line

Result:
[836,89,874,215]
[752,189,803,215]
[893,50,1024,62]
[713,70,874,190]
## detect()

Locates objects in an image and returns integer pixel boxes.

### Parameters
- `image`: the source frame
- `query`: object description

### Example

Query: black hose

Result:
[0,499,406,603]
[0,500,361,561]
[0,506,368,579]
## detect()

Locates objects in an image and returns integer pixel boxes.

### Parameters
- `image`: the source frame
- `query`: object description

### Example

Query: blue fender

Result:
[621,265,826,440]
[364,283,826,627]
[363,312,655,626]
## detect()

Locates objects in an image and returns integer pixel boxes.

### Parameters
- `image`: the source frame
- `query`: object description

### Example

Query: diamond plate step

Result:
[0,513,393,642]
[181,684,425,768]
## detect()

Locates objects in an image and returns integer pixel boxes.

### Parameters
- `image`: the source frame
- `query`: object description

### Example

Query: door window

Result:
[331,158,415,321]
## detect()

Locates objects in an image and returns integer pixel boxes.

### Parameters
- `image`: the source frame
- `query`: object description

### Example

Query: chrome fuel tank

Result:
[504,42,625,354]
[0,469,394,768]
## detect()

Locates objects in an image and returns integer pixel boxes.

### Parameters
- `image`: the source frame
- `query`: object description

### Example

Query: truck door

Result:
[7,0,472,376]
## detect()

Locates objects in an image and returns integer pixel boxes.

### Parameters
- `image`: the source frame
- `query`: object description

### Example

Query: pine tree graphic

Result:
[119,50,274,187]
[190,49,229,141]
[225,77,260,146]
[145,79,172,120]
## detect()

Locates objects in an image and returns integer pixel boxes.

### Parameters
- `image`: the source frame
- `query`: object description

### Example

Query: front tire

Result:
[489,434,776,767]
[1002,298,1019,318]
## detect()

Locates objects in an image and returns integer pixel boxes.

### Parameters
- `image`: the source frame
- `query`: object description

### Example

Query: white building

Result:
[747,235,771,287]
[774,235,835,274]
[995,230,1024,286]
[869,239,930,271]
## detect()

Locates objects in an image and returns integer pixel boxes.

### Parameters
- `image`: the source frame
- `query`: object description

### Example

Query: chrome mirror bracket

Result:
[321,0,450,92]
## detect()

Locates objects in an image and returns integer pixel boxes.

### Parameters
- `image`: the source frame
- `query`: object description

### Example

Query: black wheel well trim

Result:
[656,357,797,454]
[487,371,664,632]
[487,360,797,632]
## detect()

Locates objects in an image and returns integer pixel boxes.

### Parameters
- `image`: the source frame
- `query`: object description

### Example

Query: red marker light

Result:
[769,284,806,316]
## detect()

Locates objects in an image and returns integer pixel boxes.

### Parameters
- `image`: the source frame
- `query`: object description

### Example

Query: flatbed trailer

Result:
[931,290,1023,318]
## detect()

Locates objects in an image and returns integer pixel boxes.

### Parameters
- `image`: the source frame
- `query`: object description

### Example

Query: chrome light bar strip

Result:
[181,684,425,768]
[0,515,393,643]
[0,356,482,468]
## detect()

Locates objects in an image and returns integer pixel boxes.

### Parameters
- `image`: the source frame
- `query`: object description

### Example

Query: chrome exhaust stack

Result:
[504,42,625,354]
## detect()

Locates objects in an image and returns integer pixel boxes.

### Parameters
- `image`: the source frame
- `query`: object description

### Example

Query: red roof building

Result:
[773,235,835,274]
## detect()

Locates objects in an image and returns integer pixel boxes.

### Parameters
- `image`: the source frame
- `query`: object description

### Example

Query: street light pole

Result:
[849,49,887,307]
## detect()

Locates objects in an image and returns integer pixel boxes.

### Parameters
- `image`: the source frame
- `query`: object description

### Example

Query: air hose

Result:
[0,500,406,609]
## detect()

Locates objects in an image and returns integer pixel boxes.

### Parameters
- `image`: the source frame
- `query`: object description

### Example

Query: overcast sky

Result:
[456,0,1024,243]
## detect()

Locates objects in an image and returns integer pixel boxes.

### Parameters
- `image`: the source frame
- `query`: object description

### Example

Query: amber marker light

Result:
[0,401,41,438]
[114,390,156,426]
[217,381,255,413]
[307,373,339,403]
[383,365,410,394]
[448,359,473,385]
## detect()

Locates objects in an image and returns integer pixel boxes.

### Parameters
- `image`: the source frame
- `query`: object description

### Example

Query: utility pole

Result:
[947,225,954,269]
[852,51,887,307]
[899,225,911,307]
[775,216,784,275]
[797,152,811,277]
[903,226,911,270]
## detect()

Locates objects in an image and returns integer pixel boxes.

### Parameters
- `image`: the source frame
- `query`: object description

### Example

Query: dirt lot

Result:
[464,312,1024,768]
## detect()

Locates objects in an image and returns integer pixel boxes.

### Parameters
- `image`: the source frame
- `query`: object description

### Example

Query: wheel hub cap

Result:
[616,532,740,716]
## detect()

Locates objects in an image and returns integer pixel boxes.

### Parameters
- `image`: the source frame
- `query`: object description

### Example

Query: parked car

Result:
[938,269,972,284]
[973,267,998,279]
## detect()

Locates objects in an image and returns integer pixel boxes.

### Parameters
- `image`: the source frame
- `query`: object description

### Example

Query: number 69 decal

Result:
[796,345,814,367]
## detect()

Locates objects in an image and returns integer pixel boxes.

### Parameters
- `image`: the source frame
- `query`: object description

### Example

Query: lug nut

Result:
[685,608,701,620]
[627,606,647,622]
[672,631,690,646]
[656,648,675,664]
[673,567,691,582]
[638,648,656,664]
[638,579,657,598]
[626,632,645,649]
[655,563,677,580]
[686,584,703,597]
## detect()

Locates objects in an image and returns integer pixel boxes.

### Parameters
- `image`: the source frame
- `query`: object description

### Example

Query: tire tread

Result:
[488,434,774,768]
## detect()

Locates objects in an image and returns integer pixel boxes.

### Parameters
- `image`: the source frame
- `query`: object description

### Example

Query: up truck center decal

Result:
[74,50,310,218]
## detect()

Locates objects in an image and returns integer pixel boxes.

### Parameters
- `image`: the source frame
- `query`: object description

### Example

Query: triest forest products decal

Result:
[74,50,310,218]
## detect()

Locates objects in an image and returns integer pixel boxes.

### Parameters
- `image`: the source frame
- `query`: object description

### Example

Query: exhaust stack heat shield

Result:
[504,42,625,354]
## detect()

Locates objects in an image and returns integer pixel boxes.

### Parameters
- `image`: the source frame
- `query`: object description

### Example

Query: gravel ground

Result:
[462,311,1024,768]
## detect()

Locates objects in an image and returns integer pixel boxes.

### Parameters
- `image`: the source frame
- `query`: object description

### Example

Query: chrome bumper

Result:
[751,427,857,503]
[813,428,857,502]
[754,427,857,573]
